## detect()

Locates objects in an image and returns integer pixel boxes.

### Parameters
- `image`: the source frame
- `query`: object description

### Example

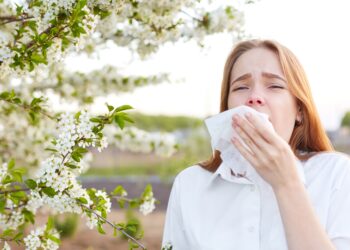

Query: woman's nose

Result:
[245,95,265,106]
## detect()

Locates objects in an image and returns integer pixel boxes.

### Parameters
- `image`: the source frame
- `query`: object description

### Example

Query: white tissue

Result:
[204,105,274,178]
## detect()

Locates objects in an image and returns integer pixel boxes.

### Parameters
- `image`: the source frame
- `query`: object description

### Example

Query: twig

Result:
[0,15,33,25]
[180,9,202,22]
[0,98,54,120]
[111,195,133,203]
[0,187,30,195]
[80,204,147,249]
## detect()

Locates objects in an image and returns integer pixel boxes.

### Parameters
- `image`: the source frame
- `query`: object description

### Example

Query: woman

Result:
[162,39,350,250]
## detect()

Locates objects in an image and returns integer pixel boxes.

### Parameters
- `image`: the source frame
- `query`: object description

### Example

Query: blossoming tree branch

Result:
[0,0,247,249]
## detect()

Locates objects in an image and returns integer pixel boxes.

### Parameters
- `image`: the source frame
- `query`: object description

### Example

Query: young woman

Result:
[162,39,350,250]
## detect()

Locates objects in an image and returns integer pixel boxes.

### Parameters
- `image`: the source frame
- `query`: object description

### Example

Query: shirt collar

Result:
[208,157,306,187]
[208,161,254,186]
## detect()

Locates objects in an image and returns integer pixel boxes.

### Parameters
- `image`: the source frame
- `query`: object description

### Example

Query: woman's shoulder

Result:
[306,151,350,167]
[176,164,212,180]
[172,164,213,188]
[304,151,350,188]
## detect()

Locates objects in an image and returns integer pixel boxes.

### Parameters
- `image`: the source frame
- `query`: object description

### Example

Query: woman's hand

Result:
[231,112,301,190]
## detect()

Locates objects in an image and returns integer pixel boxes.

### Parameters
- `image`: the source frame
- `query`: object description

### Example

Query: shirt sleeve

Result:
[162,175,190,249]
[327,160,350,249]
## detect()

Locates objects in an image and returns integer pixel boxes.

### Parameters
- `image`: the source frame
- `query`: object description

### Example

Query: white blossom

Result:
[85,211,99,230]
[97,136,108,152]
[24,225,60,250]
[0,210,24,230]
[2,242,11,250]
[95,190,111,213]
[0,163,8,183]
[139,191,156,216]
[162,242,173,250]
[106,126,177,157]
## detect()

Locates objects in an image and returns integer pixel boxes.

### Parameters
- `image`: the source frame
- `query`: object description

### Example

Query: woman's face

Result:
[227,47,300,143]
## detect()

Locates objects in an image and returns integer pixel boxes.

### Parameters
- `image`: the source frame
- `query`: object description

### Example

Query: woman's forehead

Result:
[230,48,284,80]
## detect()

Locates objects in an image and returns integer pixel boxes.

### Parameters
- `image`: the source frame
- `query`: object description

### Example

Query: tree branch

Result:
[0,98,54,120]
[0,15,33,25]
[80,203,147,249]
[0,187,30,195]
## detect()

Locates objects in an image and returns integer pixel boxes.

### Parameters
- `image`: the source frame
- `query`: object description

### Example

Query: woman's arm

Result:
[274,180,336,250]
[231,112,337,250]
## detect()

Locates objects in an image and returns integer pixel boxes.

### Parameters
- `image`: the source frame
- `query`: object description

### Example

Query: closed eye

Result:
[270,85,284,89]
[232,86,248,91]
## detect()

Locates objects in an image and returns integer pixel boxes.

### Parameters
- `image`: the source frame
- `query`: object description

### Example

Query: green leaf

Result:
[8,158,15,169]
[25,179,37,189]
[12,97,22,104]
[31,53,47,64]
[0,91,10,100]
[117,199,125,209]
[10,190,26,200]
[1,175,12,185]
[122,115,134,124]
[2,229,15,237]
[47,235,61,244]
[114,116,125,129]
[106,104,114,112]
[142,184,152,197]
[13,232,23,241]
[30,97,43,106]
[77,197,88,204]
[114,105,133,113]
[0,197,6,213]
[111,185,126,196]
[74,111,81,120]
[11,171,23,182]
[71,152,82,162]
[23,209,35,224]
[129,199,139,209]
[46,216,54,231]
[65,162,79,169]
[42,187,57,197]
[97,222,106,234]
[75,147,88,154]
[90,117,102,123]
[45,147,58,153]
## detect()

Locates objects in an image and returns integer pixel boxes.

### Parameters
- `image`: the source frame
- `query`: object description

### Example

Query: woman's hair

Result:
[199,39,334,172]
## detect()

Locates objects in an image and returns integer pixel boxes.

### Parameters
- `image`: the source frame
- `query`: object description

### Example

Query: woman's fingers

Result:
[232,114,271,150]
[231,136,259,167]
[243,112,276,144]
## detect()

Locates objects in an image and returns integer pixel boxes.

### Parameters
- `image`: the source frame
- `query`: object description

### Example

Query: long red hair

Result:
[199,39,334,172]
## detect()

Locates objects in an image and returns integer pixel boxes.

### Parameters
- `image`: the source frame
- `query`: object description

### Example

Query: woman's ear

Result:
[296,105,303,125]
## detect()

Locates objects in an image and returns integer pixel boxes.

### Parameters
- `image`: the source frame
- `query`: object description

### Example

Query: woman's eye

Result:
[232,86,248,91]
[270,85,284,89]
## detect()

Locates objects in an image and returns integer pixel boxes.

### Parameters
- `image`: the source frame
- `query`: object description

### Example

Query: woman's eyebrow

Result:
[230,72,286,86]
[262,72,286,82]
[230,73,251,86]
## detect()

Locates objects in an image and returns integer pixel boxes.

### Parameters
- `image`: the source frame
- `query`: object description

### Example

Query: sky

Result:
[66,0,350,131]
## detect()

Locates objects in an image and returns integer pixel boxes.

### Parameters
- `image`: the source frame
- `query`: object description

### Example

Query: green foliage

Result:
[120,209,143,241]
[130,113,203,132]
[341,111,350,127]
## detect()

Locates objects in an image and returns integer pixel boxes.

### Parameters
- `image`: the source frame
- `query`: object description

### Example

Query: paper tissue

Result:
[204,105,306,185]
[204,105,274,180]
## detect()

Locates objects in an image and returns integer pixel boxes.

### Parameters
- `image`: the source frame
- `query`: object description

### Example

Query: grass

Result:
[82,158,198,178]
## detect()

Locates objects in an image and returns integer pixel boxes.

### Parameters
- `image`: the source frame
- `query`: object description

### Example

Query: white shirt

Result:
[162,152,350,250]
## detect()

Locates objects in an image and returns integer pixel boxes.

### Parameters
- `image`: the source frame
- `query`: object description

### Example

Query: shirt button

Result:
[248,226,255,232]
